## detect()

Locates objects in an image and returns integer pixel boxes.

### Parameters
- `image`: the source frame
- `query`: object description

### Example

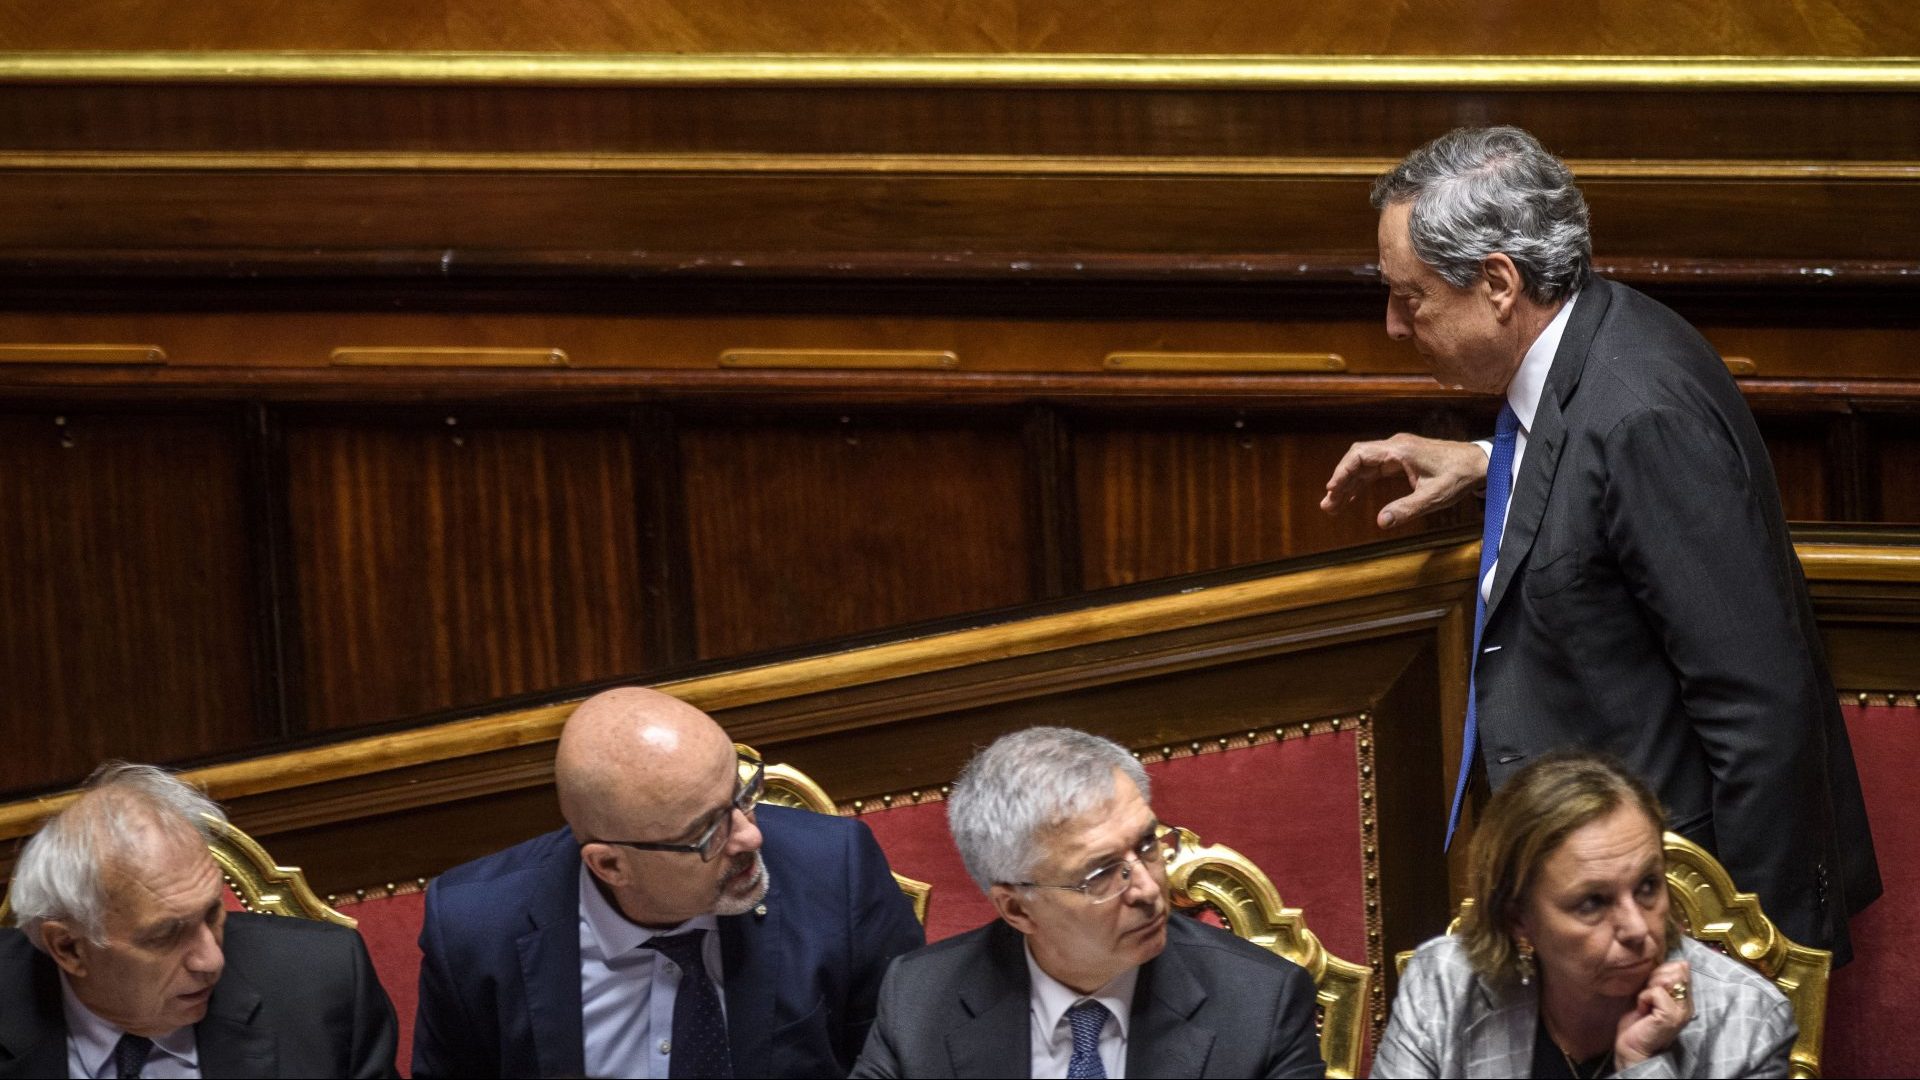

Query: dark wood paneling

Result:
[679,411,1037,658]
[0,410,258,794]
[0,0,1912,54]
[1758,420,1836,522]
[1876,422,1920,525]
[284,415,647,729]
[1075,415,1479,589]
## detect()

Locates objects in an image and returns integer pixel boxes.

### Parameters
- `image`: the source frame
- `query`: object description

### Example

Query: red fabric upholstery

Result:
[1824,704,1920,1077]
[857,732,1369,966]
[342,891,426,1076]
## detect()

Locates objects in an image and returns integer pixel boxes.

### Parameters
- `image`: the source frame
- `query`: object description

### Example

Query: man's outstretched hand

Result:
[1320,434,1490,528]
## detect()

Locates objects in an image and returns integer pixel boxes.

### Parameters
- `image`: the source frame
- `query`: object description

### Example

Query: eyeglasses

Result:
[585,757,766,862]
[1003,826,1182,904]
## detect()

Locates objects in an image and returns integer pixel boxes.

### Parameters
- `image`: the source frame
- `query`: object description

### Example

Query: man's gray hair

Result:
[7,762,226,947]
[1371,125,1591,305]
[947,727,1151,892]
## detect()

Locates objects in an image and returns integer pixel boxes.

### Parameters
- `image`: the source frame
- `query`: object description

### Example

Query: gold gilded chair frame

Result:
[738,744,933,925]
[1166,827,1372,1079]
[2,814,354,929]
[1394,831,1829,1078]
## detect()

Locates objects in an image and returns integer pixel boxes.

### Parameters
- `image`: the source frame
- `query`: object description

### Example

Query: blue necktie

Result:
[1066,1000,1111,1079]
[1447,402,1521,849]
[112,1034,153,1079]
[643,930,733,1079]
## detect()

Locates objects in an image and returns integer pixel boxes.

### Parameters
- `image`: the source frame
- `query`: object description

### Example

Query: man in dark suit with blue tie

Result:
[411,687,924,1079]
[1320,125,1879,962]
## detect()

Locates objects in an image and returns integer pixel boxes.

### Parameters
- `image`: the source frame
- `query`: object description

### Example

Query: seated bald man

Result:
[1,763,399,1079]
[411,687,925,1079]
[852,727,1323,1079]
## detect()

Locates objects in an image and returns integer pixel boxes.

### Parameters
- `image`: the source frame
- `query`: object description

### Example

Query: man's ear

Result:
[991,884,1039,936]
[1481,252,1524,321]
[580,845,626,890]
[37,921,88,978]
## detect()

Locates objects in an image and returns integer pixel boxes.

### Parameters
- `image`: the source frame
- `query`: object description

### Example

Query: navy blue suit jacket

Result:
[411,805,924,1079]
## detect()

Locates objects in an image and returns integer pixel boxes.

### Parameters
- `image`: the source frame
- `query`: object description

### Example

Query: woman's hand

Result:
[1614,960,1694,1068]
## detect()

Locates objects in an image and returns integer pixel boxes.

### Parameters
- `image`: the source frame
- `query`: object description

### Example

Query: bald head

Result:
[556,687,736,843]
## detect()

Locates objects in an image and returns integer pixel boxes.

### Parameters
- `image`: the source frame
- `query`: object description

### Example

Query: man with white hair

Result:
[851,727,1323,1079]
[0,763,398,1078]
[412,686,924,1079]
[1319,125,1878,961]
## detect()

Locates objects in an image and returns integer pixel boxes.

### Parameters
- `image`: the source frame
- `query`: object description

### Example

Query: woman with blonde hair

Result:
[1373,751,1796,1078]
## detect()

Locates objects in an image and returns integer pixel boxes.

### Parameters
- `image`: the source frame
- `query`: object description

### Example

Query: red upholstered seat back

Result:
[1825,703,1920,1077]
[856,730,1370,966]
[334,890,426,1075]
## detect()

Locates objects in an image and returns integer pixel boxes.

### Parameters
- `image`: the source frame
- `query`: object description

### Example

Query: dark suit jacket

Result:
[0,913,399,1079]
[412,804,925,1079]
[1477,276,1880,960]
[849,914,1325,1079]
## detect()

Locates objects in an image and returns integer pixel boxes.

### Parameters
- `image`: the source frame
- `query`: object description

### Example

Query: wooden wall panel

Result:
[1875,422,1920,525]
[1075,416,1479,589]
[679,411,1038,658]
[1,0,1913,54]
[0,410,258,796]
[1757,422,1835,522]
[284,415,647,730]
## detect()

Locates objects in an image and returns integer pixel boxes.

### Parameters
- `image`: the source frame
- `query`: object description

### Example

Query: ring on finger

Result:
[1669,981,1690,1003]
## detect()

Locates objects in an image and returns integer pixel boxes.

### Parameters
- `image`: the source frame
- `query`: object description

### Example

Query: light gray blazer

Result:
[1371,935,1795,1079]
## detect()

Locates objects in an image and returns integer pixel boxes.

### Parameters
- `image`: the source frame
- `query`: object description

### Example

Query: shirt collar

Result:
[1506,291,1579,435]
[1023,939,1139,1042]
[577,861,719,960]
[59,972,200,1076]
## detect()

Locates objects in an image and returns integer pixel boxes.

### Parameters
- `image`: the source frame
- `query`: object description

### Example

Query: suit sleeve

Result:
[839,820,927,1067]
[411,884,488,1079]
[846,956,908,1079]
[1601,404,1829,935]
[1263,961,1326,1079]
[344,930,402,1079]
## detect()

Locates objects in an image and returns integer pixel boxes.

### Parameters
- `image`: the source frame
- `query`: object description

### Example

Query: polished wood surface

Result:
[284,415,648,730]
[680,411,1038,658]
[0,410,261,792]
[0,0,1914,54]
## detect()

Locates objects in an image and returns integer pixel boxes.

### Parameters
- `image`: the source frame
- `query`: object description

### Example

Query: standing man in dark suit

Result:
[1320,125,1879,960]
[412,686,924,1079]
[1,763,398,1078]
[851,727,1323,1079]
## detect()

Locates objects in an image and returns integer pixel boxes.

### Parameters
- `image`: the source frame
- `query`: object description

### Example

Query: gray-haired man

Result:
[1,763,398,1078]
[1319,125,1878,961]
[851,727,1323,1079]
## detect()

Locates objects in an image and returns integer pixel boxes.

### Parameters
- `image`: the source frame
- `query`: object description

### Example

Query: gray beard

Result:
[713,853,769,916]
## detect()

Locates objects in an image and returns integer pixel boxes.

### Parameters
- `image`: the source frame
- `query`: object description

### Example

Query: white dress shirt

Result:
[578,863,726,1080]
[1479,292,1579,604]
[1025,944,1138,1079]
[61,975,200,1079]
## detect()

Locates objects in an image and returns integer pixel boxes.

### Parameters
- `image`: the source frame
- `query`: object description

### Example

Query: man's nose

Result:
[185,924,224,978]
[724,806,764,855]
[1385,298,1412,340]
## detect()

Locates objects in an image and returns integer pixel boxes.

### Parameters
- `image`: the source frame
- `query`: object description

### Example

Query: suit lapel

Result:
[517,842,586,1079]
[1126,941,1214,1078]
[1486,279,1614,619]
[1463,977,1535,1079]
[946,922,1032,1079]
[0,936,68,1080]
[196,969,276,1079]
[720,881,778,1078]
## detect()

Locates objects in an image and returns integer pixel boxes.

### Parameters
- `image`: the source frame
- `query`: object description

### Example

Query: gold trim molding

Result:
[0,52,1917,90]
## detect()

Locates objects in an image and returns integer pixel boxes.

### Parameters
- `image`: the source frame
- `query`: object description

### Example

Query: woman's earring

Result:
[1516,940,1536,987]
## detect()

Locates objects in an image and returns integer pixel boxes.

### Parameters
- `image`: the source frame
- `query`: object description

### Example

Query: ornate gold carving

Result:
[1104,351,1345,373]
[720,349,957,370]
[739,744,933,925]
[204,815,358,928]
[1168,827,1372,1079]
[2,52,1918,90]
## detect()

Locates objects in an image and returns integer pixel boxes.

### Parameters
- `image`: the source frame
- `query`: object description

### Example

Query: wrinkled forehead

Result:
[99,822,223,927]
[1375,201,1423,284]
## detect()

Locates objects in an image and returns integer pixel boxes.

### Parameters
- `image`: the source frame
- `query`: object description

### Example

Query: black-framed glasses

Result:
[585,758,765,862]
[1003,825,1182,905]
